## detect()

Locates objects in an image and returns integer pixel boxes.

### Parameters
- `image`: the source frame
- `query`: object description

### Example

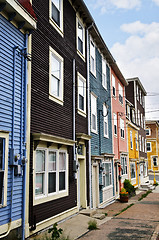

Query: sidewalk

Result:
[30,187,159,239]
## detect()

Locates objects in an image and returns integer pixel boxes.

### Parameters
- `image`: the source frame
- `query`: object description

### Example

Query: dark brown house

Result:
[126,77,148,184]
[28,0,92,235]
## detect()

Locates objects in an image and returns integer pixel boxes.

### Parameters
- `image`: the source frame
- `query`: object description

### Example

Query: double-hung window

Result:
[130,131,133,149]
[0,132,9,207]
[103,162,112,187]
[135,134,138,150]
[77,18,85,58]
[132,109,135,123]
[102,58,107,89]
[112,74,116,97]
[90,38,96,76]
[130,162,136,179]
[147,142,151,152]
[153,157,157,166]
[139,135,141,151]
[78,73,86,116]
[118,83,123,104]
[138,110,140,126]
[103,104,108,138]
[50,0,63,36]
[127,105,130,119]
[49,47,64,105]
[91,94,97,133]
[142,137,144,152]
[114,113,117,136]
[120,118,124,139]
[146,128,151,136]
[121,156,127,175]
[35,148,68,203]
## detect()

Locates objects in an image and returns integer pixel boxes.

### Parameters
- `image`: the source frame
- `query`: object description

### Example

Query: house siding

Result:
[0,14,25,225]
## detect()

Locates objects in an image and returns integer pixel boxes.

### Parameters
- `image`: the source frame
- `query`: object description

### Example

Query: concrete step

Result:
[80,209,97,217]
[93,213,105,220]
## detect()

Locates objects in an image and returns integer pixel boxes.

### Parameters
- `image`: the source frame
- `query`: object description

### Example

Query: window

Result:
[103,104,108,138]
[112,74,116,97]
[135,134,138,150]
[130,162,136,179]
[139,135,141,151]
[78,73,86,116]
[90,38,96,76]
[102,58,107,89]
[118,83,123,104]
[147,142,151,152]
[120,118,124,139]
[137,85,139,101]
[127,105,130,119]
[138,110,140,126]
[146,128,151,136]
[0,132,9,207]
[121,156,127,175]
[145,139,147,153]
[153,157,157,166]
[35,148,68,201]
[91,94,97,133]
[50,0,63,36]
[141,113,143,128]
[49,47,64,105]
[77,18,85,58]
[132,109,135,123]
[114,113,117,136]
[142,137,144,152]
[103,162,112,187]
[130,131,133,149]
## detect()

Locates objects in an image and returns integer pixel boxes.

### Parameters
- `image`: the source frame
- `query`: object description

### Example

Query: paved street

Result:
[80,188,159,240]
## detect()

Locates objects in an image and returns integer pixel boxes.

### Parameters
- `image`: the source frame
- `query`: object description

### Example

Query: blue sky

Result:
[84,0,159,120]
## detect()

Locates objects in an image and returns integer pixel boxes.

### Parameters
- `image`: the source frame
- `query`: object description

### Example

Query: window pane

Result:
[35,173,44,195]
[36,150,45,172]
[79,95,84,111]
[49,151,56,171]
[92,114,96,130]
[79,79,84,96]
[52,2,60,26]
[51,75,60,97]
[78,21,83,41]
[0,138,3,170]
[52,0,60,10]
[51,55,61,79]
[59,172,65,190]
[59,152,66,170]
[0,171,4,204]
[48,172,56,193]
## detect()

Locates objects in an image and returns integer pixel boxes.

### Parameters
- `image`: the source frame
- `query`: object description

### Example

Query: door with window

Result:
[140,164,144,183]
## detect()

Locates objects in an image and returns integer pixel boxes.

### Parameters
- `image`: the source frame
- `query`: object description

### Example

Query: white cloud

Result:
[152,0,159,6]
[92,0,141,13]
[111,21,159,120]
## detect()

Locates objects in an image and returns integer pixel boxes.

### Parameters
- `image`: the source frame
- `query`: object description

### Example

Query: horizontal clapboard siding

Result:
[0,14,25,226]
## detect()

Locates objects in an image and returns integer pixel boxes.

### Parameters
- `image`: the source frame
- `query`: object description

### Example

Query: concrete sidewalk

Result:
[30,187,159,240]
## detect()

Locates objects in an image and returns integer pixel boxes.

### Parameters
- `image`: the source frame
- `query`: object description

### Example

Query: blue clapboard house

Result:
[0,1,36,239]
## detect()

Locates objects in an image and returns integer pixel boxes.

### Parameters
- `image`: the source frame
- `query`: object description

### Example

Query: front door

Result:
[140,164,144,183]
[92,163,99,208]
[78,158,87,209]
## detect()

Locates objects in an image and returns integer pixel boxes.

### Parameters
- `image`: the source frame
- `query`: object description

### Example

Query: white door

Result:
[140,164,144,183]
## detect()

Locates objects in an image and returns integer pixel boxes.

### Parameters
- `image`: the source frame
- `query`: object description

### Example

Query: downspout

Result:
[22,34,28,240]
[73,58,77,177]
[86,22,94,209]
[0,46,17,239]
[117,112,121,192]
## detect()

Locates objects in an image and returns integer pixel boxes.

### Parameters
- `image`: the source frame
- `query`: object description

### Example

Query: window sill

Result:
[91,129,98,135]
[34,190,68,206]
[78,109,86,118]
[49,94,64,106]
[77,50,85,62]
[102,185,113,191]
[49,18,64,38]
[104,135,109,139]
[90,70,96,78]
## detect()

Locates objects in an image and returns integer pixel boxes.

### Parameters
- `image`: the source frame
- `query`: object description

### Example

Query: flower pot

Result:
[120,194,128,203]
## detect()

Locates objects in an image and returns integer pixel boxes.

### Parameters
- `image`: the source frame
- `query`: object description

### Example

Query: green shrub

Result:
[88,220,97,230]
[48,223,63,240]
[124,179,135,196]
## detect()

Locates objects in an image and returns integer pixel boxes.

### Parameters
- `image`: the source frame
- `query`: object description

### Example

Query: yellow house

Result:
[146,121,159,177]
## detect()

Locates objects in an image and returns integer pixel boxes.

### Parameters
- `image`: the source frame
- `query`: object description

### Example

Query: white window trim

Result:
[91,93,98,134]
[142,137,144,152]
[90,37,96,77]
[118,83,123,105]
[102,58,107,90]
[120,118,125,139]
[139,135,141,151]
[130,131,133,149]
[121,156,127,176]
[33,146,68,206]
[153,156,158,166]
[0,131,9,208]
[147,142,152,152]
[112,74,116,98]
[76,16,85,61]
[49,46,64,105]
[135,133,138,150]
[77,72,86,117]
[146,128,151,136]
[103,104,109,138]
[49,0,64,37]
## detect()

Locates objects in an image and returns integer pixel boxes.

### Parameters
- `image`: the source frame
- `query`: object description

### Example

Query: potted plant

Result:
[120,188,128,203]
